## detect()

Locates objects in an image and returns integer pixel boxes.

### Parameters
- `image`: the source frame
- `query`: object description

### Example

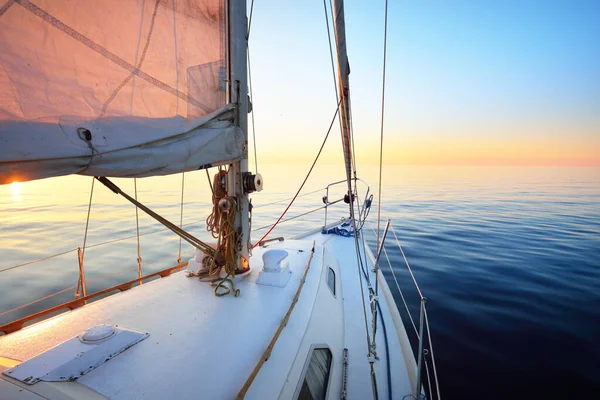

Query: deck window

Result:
[327,267,336,296]
[298,348,333,400]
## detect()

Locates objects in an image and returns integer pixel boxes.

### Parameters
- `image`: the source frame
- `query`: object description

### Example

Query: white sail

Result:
[0,0,238,183]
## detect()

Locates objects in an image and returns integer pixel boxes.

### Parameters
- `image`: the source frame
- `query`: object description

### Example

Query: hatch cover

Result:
[3,325,148,385]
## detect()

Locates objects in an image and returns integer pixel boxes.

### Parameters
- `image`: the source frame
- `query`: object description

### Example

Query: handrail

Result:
[322,177,370,228]
[367,221,441,400]
[0,262,188,335]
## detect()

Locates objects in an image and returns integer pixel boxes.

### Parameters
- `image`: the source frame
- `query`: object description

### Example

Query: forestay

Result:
[0,0,242,184]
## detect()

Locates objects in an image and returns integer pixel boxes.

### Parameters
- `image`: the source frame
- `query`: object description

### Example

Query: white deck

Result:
[0,227,417,399]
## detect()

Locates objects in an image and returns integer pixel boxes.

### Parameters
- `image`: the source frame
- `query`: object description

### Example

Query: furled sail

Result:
[332,0,354,186]
[0,0,241,184]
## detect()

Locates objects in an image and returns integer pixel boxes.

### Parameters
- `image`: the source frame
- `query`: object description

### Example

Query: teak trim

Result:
[0,262,188,335]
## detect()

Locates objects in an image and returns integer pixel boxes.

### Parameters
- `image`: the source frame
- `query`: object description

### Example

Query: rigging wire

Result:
[75,177,95,298]
[247,0,256,39]
[134,178,143,279]
[178,172,185,263]
[0,217,208,275]
[80,178,95,262]
[252,187,323,209]
[247,0,258,172]
[424,307,442,399]
[248,47,258,173]
[323,0,341,104]
[251,205,326,232]
[252,98,342,248]
[376,0,389,267]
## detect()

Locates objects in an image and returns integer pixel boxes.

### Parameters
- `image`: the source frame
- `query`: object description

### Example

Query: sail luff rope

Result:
[134,178,143,279]
[252,98,342,248]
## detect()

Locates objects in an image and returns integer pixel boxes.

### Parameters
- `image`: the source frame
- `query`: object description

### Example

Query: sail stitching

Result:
[99,0,160,117]
[0,0,15,17]
[14,0,213,113]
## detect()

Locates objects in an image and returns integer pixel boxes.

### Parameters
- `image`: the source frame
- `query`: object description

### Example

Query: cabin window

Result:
[327,267,335,296]
[298,348,333,400]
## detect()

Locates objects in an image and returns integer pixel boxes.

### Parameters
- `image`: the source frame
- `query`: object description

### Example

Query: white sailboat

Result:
[0,1,439,399]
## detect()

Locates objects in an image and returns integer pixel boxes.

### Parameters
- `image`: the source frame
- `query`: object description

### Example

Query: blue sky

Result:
[247,0,599,165]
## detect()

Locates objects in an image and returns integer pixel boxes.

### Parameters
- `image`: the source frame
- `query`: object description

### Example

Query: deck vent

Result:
[80,324,116,344]
[257,250,291,288]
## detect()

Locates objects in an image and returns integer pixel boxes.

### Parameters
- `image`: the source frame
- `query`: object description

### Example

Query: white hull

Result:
[0,222,418,399]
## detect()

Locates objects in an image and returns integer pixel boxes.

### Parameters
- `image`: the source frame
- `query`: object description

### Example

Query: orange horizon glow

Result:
[255,135,600,167]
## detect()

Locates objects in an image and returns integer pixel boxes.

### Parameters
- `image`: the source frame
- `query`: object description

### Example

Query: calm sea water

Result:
[1,165,599,399]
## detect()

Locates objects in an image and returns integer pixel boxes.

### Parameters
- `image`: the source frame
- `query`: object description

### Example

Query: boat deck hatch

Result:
[3,325,148,385]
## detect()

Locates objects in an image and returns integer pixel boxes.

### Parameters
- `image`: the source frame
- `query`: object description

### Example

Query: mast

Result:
[228,0,250,271]
[331,0,354,196]
[332,1,382,396]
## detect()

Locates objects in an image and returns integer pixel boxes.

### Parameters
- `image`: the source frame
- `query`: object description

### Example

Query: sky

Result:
[247,0,600,167]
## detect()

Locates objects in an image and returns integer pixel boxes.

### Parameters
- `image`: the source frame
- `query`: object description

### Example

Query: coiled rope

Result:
[206,169,229,239]
[202,168,241,296]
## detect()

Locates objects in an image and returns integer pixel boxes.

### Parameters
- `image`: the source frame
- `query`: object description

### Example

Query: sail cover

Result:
[0,0,242,184]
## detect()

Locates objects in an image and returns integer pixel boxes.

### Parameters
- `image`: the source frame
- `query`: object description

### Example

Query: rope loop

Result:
[77,127,101,173]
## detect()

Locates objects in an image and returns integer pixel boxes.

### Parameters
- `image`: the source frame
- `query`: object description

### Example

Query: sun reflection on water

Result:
[10,182,21,202]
